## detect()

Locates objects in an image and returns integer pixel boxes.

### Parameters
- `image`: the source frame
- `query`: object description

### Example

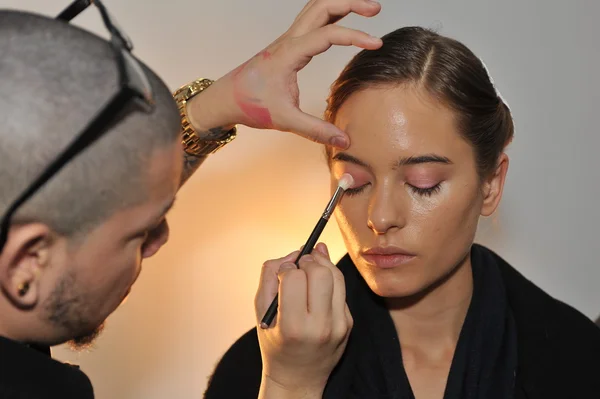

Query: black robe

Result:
[204,244,600,399]
[0,336,94,399]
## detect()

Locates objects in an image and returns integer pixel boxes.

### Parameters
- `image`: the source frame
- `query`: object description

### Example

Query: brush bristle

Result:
[338,173,354,191]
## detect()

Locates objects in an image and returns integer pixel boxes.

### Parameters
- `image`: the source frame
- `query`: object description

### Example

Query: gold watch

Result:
[173,78,237,157]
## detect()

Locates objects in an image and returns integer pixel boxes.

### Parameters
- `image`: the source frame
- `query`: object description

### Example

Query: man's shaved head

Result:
[0,10,180,235]
[0,9,184,348]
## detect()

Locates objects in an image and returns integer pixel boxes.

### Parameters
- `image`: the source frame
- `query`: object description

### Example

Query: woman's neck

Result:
[385,254,473,359]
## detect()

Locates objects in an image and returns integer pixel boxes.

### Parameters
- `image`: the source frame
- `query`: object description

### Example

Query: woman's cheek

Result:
[334,205,363,253]
[337,195,368,234]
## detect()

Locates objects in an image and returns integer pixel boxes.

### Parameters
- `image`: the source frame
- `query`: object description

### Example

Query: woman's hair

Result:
[325,27,514,178]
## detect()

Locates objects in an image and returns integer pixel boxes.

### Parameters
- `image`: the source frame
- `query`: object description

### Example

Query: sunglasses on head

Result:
[0,0,155,252]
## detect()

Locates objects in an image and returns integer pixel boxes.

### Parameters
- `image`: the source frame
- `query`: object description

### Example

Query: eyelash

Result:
[135,218,166,241]
[135,230,150,241]
[409,183,441,197]
[344,186,368,197]
[344,183,442,197]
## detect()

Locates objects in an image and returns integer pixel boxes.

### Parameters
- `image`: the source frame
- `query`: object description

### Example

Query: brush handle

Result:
[296,217,329,261]
[260,217,329,328]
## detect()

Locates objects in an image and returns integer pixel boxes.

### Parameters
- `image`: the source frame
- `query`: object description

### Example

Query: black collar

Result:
[0,335,94,398]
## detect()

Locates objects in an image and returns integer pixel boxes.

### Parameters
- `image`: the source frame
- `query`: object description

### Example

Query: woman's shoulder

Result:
[483,244,600,339]
[478,244,600,396]
[204,327,262,398]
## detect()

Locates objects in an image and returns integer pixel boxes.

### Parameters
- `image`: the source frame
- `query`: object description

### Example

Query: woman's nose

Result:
[367,184,406,235]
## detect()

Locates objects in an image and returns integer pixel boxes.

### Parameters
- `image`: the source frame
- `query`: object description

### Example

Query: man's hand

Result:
[187,0,382,149]
[255,243,353,399]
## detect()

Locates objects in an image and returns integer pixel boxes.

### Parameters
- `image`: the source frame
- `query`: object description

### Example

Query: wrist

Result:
[258,374,324,399]
[185,77,237,135]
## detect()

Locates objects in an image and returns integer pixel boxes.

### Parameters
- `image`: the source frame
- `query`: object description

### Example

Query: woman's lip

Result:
[361,253,415,269]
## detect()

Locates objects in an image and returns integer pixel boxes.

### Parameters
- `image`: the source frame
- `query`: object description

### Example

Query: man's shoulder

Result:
[204,327,262,398]
[0,336,95,399]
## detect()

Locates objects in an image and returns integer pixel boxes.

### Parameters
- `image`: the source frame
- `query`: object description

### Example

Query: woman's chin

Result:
[363,271,428,299]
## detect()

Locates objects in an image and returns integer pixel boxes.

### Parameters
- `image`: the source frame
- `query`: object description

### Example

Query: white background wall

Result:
[3,0,599,397]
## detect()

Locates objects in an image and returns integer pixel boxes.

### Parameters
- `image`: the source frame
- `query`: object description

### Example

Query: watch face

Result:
[185,86,196,99]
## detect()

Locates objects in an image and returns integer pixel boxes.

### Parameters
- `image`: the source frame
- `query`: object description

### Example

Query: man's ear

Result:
[0,223,54,309]
[481,153,509,217]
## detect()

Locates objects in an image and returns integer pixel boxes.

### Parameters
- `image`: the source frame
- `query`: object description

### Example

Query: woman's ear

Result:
[481,153,509,217]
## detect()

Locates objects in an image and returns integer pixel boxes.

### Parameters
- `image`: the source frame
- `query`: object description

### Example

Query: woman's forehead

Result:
[333,86,469,162]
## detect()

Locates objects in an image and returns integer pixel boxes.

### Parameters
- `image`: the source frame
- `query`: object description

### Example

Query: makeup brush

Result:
[260,173,355,328]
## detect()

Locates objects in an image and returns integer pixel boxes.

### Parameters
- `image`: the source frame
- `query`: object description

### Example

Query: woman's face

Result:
[330,85,506,298]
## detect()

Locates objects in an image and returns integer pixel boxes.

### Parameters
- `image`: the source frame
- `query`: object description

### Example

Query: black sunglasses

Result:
[0,0,155,252]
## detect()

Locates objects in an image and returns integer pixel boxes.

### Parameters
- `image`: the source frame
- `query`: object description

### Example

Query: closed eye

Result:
[344,184,370,197]
[344,183,442,197]
[407,183,441,197]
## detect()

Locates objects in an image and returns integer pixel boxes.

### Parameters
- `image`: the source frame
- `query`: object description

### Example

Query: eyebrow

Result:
[151,197,176,225]
[128,198,176,239]
[331,153,373,170]
[331,152,452,170]
[393,154,452,168]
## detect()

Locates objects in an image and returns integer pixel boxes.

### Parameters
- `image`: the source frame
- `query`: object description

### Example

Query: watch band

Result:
[173,78,237,157]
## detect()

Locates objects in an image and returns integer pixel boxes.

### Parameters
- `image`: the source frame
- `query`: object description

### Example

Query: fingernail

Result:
[278,262,296,273]
[315,243,326,255]
[366,0,380,4]
[329,136,349,149]
[302,255,314,263]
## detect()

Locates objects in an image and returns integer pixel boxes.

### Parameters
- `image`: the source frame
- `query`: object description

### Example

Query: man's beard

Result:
[43,270,107,351]
[68,322,105,351]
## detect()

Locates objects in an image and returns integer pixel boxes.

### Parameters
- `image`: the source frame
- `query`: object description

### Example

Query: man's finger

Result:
[298,255,334,323]
[290,0,381,37]
[255,251,300,319]
[291,0,318,27]
[294,24,382,58]
[314,242,330,258]
[279,107,349,148]
[311,250,347,329]
[277,268,309,329]
[345,304,353,329]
